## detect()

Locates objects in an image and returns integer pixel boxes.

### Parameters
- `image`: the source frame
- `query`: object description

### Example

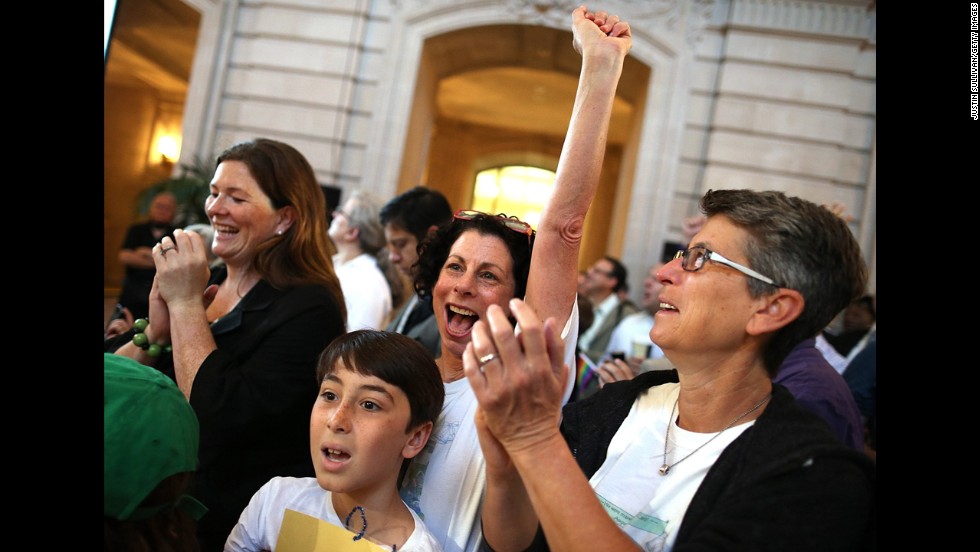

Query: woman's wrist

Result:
[132,319,172,357]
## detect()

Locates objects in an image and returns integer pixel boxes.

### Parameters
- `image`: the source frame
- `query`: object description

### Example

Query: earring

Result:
[277,229,284,235]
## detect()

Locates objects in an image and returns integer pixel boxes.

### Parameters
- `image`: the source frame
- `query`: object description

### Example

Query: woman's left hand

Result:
[463,298,568,455]
[153,228,212,310]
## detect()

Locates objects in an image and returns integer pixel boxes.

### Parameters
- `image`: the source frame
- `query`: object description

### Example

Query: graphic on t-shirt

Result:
[597,492,669,552]
[400,420,461,518]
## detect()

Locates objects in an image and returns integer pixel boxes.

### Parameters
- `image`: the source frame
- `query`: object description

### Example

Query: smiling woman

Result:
[105,138,347,551]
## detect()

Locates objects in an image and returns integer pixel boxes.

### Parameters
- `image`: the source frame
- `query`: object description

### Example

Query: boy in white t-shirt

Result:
[226,330,445,552]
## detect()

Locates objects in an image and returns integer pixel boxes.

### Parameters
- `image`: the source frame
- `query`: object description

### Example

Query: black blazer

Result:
[164,270,345,551]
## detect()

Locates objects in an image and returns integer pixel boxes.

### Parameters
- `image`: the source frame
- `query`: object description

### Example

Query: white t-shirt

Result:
[225,476,442,552]
[589,383,755,552]
[334,253,393,331]
[399,301,579,552]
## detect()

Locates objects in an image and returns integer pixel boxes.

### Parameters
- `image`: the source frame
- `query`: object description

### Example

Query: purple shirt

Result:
[774,338,865,450]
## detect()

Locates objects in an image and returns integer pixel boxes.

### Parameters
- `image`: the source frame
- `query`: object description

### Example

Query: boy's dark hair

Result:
[317,330,444,431]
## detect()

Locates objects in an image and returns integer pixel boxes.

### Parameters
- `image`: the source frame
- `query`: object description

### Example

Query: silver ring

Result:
[160,246,177,254]
[478,353,497,368]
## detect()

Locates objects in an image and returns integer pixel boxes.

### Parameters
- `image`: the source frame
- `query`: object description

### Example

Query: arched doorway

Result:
[398,23,649,270]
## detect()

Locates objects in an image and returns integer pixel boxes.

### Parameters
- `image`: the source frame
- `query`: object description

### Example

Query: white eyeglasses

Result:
[674,246,777,286]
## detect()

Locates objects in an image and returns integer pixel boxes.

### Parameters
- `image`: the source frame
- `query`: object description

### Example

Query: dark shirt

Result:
[386,294,441,358]
[404,293,434,331]
[774,338,865,450]
[843,333,876,449]
[822,328,871,357]
[116,221,176,319]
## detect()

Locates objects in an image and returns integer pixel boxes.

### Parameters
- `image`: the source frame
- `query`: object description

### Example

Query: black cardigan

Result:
[500,370,876,551]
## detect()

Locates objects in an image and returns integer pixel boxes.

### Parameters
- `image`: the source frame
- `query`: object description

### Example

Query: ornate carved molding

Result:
[386,0,717,48]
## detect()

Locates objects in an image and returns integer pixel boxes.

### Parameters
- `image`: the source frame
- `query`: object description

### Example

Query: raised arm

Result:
[477,8,633,549]
[525,5,632,330]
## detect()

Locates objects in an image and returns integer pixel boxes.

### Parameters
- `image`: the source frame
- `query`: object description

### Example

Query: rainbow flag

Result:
[576,351,598,392]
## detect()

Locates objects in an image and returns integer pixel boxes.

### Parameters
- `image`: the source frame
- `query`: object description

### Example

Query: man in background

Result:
[379,186,453,357]
[597,262,672,380]
[576,255,638,398]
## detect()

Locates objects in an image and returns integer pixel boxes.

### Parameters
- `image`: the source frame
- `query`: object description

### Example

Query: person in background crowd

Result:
[380,186,453,357]
[595,262,670,387]
[396,7,633,551]
[104,353,206,552]
[329,190,395,331]
[822,294,875,358]
[772,334,866,450]
[576,255,639,399]
[106,138,347,551]
[465,189,875,551]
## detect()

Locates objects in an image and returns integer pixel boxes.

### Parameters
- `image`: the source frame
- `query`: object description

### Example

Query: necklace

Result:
[658,392,772,476]
[344,505,398,552]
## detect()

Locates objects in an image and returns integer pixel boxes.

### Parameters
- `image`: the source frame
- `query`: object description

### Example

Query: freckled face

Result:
[433,230,517,359]
[651,216,760,358]
[310,364,418,496]
[384,225,420,277]
[205,160,283,267]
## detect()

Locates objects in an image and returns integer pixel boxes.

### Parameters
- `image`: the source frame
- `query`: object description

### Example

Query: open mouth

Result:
[323,447,351,463]
[445,304,478,337]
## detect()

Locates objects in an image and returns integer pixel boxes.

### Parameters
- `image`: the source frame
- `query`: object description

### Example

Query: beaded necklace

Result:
[345,505,398,552]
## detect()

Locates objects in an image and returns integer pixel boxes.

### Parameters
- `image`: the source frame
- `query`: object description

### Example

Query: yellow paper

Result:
[276,509,388,552]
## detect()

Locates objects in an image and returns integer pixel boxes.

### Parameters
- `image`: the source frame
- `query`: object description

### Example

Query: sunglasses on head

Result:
[452,209,534,246]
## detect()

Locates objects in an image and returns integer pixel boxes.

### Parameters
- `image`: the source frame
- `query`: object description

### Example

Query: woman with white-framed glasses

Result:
[463,189,875,551]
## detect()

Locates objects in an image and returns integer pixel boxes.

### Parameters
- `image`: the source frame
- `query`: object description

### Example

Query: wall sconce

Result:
[157,135,180,166]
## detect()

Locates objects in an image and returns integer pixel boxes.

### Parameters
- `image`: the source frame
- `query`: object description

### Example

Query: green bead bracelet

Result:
[132,319,172,358]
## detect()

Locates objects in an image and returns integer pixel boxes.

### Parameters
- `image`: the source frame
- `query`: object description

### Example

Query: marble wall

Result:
[106,0,876,297]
